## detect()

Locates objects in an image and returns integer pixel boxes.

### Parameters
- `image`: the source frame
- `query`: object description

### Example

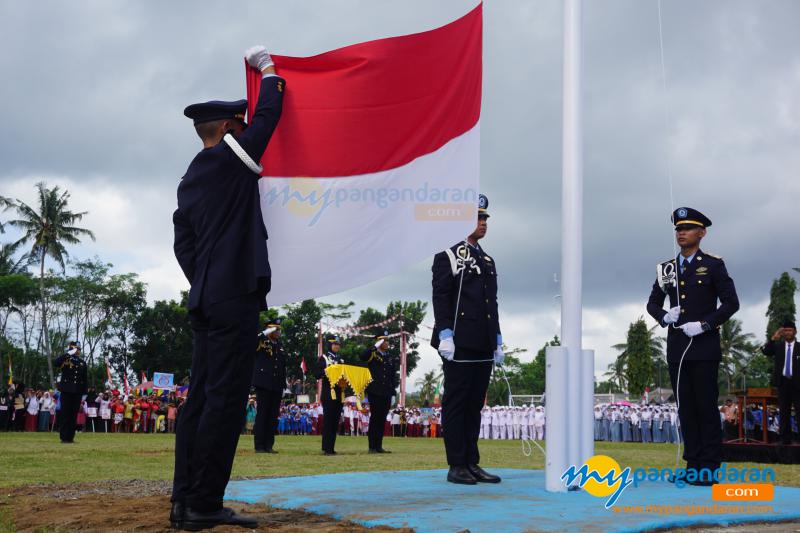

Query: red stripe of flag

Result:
[246,3,482,177]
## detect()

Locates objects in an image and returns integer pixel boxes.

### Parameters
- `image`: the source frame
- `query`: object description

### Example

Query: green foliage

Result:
[280,300,325,382]
[485,338,545,406]
[6,182,95,388]
[415,369,442,406]
[622,318,652,397]
[765,272,797,342]
[130,296,193,382]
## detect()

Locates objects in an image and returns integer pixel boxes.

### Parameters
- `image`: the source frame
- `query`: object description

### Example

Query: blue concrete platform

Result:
[226,469,800,532]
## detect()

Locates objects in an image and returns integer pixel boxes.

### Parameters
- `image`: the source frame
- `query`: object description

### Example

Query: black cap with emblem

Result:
[183,99,248,125]
[478,194,490,218]
[671,207,711,230]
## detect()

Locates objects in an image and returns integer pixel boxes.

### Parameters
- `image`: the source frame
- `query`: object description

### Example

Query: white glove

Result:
[67,348,77,356]
[244,45,274,71]
[494,345,505,365]
[679,321,704,337]
[663,306,681,325]
[438,337,455,361]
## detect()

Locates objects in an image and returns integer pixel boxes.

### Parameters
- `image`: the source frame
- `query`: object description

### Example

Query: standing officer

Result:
[170,46,284,531]
[647,207,739,485]
[431,194,503,485]
[316,336,345,455]
[253,320,286,453]
[762,321,799,445]
[53,341,87,444]
[360,332,397,453]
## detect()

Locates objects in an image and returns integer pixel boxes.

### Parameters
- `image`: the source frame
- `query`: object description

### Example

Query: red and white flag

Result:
[247,4,482,305]
[300,357,308,375]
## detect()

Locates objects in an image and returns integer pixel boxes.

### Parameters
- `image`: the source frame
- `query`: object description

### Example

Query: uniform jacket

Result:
[646,250,739,363]
[253,335,287,392]
[53,352,88,395]
[316,351,346,398]
[173,76,285,311]
[762,340,800,388]
[431,241,500,359]
[359,347,397,397]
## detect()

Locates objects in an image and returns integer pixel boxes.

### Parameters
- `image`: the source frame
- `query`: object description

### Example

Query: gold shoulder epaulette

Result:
[705,252,723,260]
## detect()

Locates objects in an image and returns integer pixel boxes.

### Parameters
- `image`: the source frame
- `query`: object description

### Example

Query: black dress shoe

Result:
[323,451,337,456]
[447,466,477,485]
[368,449,380,454]
[377,448,391,453]
[467,464,501,483]
[181,507,257,531]
[255,448,267,453]
[169,501,184,529]
[264,448,278,454]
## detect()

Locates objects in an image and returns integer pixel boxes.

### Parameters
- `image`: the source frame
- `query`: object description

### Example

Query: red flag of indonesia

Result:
[247,4,482,305]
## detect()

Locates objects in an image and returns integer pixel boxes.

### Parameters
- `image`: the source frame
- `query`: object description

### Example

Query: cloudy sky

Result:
[1,0,798,391]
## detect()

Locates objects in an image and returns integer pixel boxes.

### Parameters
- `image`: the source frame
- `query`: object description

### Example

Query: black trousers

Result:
[254,388,282,450]
[669,359,721,475]
[172,292,259,512]
[59,392,82,442]
[777,377,800,444]
[367,393,390,451]
[441,356,493,466]
[321,384,342,453]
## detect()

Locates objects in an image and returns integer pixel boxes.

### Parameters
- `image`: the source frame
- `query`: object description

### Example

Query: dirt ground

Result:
[0,480,410,533]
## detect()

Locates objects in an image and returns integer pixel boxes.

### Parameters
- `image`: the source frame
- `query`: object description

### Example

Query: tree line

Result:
[0,183,427,391]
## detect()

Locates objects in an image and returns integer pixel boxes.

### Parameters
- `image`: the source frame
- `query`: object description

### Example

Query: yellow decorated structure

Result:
[324,364,372,408]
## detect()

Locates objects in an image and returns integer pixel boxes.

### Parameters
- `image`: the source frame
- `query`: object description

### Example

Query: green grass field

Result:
[1,433,798,488]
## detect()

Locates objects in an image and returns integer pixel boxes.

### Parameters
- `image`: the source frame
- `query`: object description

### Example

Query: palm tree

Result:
[415,370,441,405]
[719,318,755,394]
[604,355,627,393]
[8,183,95,387]
[612,323,666,394]
[0,241,31,275]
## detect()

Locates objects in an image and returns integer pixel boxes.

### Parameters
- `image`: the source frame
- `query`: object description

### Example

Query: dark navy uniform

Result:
[431,194,501,477]
[316,338,345,455]
[252,323,286,452]
[172,75,284,513]
[54,342,87,443]
[646,208,739,477]
[360,334,397,452]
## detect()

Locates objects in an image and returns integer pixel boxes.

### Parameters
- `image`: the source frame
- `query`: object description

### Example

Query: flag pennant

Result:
[246,4,483,305]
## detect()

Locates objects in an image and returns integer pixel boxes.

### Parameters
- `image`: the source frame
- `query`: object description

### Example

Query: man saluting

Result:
[360,332,397,453]
[170,46,284,531]
[647,207,739,485]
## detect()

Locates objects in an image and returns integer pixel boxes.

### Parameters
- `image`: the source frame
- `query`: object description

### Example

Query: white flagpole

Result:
[546,0,594,492]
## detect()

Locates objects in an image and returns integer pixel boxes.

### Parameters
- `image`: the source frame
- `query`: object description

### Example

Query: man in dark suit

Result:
[53,341,87,444]
[762,321,798,444]
[360,333,396,453]
[431,194,503,485]
[316,336,345,455]
[170,45,284,531]
[647,207,739,485]
[253,321,287,453]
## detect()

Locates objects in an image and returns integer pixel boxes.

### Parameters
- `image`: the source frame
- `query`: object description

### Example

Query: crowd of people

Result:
[6,383,799,446]
[244,401,444,439]
[0,384,185,433]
